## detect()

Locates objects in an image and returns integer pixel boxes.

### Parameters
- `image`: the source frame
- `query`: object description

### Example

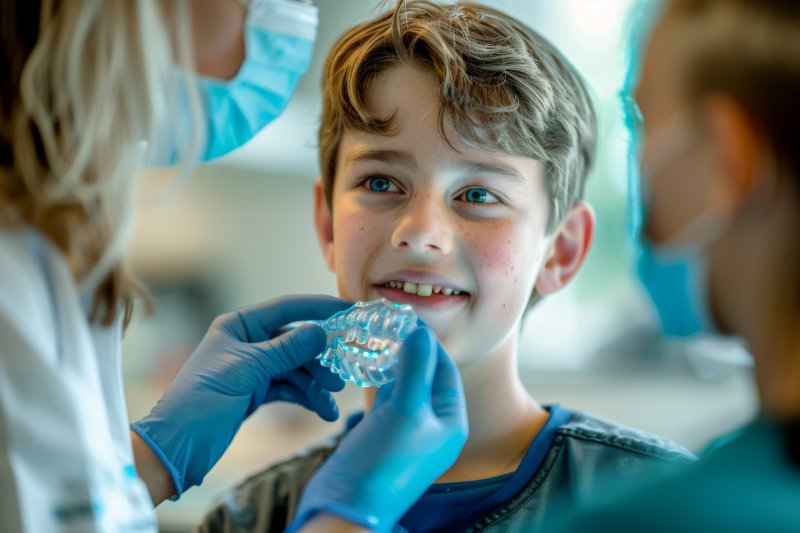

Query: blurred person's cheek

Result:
[191,0,247,80]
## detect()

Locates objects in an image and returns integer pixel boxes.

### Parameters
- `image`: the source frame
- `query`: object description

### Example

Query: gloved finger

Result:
[286,369,340,422]
[374,379,396,406]
[306,359,346,392]
[253,323,328,377]
[389,326,437,413]
[236,295,352,340]
[430,343,468,430]
[267,379,340,422]
[246,379,273,417]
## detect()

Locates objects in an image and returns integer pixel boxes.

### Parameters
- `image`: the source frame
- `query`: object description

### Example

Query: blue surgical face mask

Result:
[148,0,318,165]
[635,214,725,337]
[628,110,729,337]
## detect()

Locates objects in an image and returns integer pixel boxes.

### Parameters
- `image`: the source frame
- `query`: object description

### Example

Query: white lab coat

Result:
[0,227,156,532]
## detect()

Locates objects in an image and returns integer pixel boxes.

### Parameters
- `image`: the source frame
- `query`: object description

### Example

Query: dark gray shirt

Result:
[197,408,694,532]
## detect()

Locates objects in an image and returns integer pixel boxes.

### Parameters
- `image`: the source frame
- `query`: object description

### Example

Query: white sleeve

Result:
[0,311,64,531]
[0,229,157,532]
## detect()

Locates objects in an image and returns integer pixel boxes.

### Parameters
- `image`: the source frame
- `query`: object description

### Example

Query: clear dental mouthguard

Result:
[288,298,418,388]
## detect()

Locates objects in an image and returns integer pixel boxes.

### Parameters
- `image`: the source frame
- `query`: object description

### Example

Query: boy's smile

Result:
[374,269,470,307]
[314,64,554,366]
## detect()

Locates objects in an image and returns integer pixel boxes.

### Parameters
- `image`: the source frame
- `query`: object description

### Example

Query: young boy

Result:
[199,2,694,531]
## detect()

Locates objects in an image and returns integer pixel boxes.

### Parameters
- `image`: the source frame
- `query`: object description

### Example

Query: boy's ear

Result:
[535,201,595,296]
[313,179,336,272]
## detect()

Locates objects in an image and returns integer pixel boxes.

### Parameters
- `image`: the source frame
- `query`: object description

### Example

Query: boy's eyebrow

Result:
[344,149,526,183]
[452,160,526,183]
[343,149,417,170]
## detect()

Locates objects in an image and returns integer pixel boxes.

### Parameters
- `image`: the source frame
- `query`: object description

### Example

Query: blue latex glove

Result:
[131,295,351,498]
[288,326,469,533]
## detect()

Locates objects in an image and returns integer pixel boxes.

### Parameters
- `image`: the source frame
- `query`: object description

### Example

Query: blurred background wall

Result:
[122,1,757,530]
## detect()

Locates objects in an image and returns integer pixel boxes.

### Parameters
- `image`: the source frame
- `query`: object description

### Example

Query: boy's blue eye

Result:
[463,187,492,203]
[367,176,392,192]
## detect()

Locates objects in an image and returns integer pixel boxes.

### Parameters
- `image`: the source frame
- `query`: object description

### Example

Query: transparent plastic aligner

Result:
[316,298,418,387]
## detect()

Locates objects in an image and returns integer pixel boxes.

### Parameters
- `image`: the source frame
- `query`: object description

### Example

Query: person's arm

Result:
[131,430,175,506]
[299,515,371,533]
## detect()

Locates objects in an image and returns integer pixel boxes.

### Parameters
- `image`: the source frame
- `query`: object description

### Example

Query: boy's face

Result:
[315,64,554,365]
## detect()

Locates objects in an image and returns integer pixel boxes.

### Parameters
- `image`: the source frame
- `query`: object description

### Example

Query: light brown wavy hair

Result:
[0,0,201,326]
[319,0,597,232]
[319,0,597,312]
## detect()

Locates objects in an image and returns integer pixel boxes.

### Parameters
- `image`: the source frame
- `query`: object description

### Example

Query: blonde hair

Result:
[319,0,597,231]
[0,0,203,325]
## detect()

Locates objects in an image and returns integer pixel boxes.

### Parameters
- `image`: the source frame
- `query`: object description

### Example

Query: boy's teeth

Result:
[417,284,433,296]
[385,280,464,297]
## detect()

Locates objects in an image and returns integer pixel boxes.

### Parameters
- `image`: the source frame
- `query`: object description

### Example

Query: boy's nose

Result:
[390,196,453,256]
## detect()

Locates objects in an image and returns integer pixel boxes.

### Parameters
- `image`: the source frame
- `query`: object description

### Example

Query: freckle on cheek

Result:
[480,243,515,272]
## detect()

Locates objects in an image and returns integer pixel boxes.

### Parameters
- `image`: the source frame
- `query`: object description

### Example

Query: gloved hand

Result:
[131,294,351,498]
[288,326,469,533]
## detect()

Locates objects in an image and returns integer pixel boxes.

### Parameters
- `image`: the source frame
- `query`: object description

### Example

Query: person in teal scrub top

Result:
[563,0,800,530]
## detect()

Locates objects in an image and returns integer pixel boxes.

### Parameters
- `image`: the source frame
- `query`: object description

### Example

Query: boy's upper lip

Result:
[373,269,470,293]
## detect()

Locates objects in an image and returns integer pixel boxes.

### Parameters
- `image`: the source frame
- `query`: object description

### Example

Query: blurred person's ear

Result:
[703,96,766,216]
[535,201,595,295]
[313,179,336,272]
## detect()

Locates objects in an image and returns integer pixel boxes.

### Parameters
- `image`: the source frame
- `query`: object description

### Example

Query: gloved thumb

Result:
[389,326,438,413]
[252,323,327,378]
[429,342,468,430]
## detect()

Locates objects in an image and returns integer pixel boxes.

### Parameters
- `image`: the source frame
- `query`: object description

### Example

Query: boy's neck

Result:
[441,353,548,483]
[363,340,549,483]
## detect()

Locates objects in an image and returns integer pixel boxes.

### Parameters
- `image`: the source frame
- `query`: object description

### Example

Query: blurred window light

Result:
[568,0,631,39]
